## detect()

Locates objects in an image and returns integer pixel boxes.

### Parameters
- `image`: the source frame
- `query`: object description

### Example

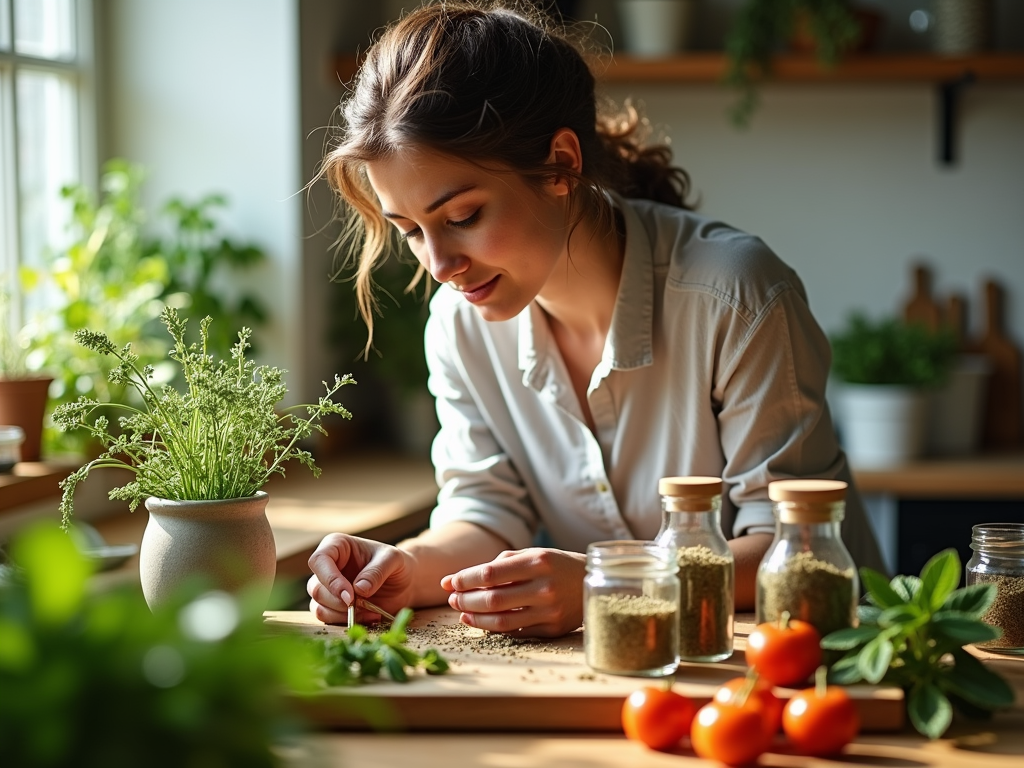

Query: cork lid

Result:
[768,479,848,504]
[658,476,723,498]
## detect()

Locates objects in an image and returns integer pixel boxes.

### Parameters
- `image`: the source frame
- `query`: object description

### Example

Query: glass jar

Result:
[654,476,734,662]
[966,522,1024,656]
[584,540,679,677]
[756,479,858,638]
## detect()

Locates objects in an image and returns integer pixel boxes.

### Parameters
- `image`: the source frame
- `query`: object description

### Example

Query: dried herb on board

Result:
[821,549,1016,739]
[314,607,450,686]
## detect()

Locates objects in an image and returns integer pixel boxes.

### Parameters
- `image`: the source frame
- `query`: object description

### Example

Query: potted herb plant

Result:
[724,0,877,127]
[54,307,355,610]
[0,283,52,463]
[830,313,956,468]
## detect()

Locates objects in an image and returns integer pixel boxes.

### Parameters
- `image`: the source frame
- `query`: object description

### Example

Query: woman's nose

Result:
[422,236,469,284]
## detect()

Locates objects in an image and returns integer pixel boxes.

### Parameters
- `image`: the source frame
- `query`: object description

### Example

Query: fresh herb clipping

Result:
[315,608,450,685]
[821,548,1016,739]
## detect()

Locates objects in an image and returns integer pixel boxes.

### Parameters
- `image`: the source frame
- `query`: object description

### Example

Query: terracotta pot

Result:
[0,376,53,462]
[140,491,276,610]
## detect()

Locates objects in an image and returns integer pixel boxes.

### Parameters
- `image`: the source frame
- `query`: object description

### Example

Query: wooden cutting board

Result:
[967,280,1023,449]
[264,608,905,733]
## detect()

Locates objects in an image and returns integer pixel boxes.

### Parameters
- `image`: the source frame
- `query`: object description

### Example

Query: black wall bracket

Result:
[938,71,976,166]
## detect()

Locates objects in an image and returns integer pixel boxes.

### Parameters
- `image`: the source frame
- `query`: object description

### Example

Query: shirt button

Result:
[596,481,609,493]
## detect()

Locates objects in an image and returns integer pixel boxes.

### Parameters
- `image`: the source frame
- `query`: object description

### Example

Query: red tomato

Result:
[745,617,821,687]
[621,686,695,751]
[691,700,773,766]
[783,684,860,756]
[714,676,783,740]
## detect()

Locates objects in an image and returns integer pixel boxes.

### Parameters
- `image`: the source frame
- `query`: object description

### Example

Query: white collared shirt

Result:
[424,195,885,572]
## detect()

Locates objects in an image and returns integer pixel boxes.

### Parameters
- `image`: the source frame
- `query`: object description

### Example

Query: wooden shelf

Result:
[331,52,1024,86]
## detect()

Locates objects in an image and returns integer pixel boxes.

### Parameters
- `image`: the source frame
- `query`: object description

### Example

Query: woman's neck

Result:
[536,209,625,343]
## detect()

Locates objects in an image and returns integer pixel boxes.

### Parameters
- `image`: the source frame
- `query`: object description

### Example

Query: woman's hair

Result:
[321,0,692,349]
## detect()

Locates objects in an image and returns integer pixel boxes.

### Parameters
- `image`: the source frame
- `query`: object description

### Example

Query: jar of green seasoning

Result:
[756,479,858,639]
[654,476,734,662]
[584,540,680,677]
[966,523,1024,656]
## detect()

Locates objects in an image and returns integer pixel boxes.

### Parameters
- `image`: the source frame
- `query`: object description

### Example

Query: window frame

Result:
[0,0,96,317]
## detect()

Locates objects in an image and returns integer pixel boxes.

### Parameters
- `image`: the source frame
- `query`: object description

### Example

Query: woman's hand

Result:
[441,547,587,638]
[306,533,418,624]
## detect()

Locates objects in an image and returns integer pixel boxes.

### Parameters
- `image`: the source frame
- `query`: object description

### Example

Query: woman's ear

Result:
[545,128,583,196]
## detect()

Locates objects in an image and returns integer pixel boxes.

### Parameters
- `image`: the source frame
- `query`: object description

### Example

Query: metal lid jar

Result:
[966,522,1024,656]
[756,479,858,638]
[654,476,734,662]
[584,540,679,677]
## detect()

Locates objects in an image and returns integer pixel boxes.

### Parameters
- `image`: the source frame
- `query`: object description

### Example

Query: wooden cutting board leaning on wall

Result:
[903,263,1023,450]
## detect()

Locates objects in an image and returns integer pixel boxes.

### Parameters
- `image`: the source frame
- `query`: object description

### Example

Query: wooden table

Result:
[270,609,1024,767]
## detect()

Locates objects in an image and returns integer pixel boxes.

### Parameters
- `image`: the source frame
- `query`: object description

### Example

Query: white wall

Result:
[103,0,305,397]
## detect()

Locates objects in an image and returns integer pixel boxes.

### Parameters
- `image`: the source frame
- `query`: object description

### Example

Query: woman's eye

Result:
[399,227,422,241]
[449,210,480,229]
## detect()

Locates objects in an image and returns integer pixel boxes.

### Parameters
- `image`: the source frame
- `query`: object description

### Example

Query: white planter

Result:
[140,491,276,610]
[836,384,928,469]
[928,354,991,455]
[618,0,695,58]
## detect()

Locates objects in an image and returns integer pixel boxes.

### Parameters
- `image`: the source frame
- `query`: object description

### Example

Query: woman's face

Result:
[365,146,571,323]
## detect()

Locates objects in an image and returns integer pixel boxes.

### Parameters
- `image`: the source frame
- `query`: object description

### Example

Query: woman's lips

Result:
[453,275,499,304]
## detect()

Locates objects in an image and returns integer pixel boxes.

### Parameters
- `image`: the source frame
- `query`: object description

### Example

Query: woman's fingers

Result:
[308,533,357,605]
[445,548,556,591]
[459,605,570,638]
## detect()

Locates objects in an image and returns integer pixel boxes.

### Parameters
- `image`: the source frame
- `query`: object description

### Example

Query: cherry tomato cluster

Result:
[620,616,860,765]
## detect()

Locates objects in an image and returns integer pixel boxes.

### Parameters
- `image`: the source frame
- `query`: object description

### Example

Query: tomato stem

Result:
[731,668,760,707]
[814,665,828,697]
[779,610,791,630]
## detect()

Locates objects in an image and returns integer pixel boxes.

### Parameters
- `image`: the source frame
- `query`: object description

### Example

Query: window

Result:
[0,0,93,313]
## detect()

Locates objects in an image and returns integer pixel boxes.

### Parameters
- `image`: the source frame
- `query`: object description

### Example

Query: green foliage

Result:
[313,607,449,686]
[20,159,269,456]
[725,0,861,127]
[822,549,1016,740]
[0,521,314,767]
[331,250,431,402]
[830,313,957,387]
[54,307,355,528]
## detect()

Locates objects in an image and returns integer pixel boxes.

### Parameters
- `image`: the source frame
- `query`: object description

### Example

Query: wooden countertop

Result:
[852,453,1024,498]
[272,609,1024,766]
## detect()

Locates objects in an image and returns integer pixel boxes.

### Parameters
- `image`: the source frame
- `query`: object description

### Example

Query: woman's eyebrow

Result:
[381,184,478,219]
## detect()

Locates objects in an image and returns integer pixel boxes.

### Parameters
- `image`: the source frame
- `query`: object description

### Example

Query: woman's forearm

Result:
[730,532,773,612]
[397,521,511,606]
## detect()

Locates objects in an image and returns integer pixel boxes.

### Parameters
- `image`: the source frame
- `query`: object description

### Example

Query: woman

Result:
[307,2,884,637]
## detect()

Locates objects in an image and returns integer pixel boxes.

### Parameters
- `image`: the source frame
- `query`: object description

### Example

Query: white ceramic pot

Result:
[618,0,695,58]
[836,384,929,469]
[928,354,991,455]
[140,491,276,610]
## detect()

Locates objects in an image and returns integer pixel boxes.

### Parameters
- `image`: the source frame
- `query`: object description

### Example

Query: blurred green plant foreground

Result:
[0,523,315,767]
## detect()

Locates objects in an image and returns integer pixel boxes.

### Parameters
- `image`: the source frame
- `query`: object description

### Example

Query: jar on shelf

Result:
[584,540,679,677]
[756,479,858,638]
[966,522,1024,656]
[653,476,734,662]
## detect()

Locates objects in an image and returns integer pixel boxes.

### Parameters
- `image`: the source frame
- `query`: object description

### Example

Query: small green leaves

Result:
[919,549,962,612]
[315,610,449,687]
[821,548,1015,739]
[908,682,953,740]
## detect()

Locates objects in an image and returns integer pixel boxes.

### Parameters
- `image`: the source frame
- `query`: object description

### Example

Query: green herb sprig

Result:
[54,306,355,528]
[822,549,1015,739]
[315,608,449,686]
